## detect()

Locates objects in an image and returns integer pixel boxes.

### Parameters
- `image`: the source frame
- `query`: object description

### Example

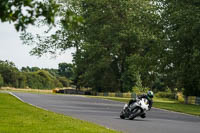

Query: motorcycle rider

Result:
[127,91,154,118]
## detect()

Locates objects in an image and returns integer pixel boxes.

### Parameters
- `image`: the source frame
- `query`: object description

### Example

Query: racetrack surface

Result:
[12,92,200,133]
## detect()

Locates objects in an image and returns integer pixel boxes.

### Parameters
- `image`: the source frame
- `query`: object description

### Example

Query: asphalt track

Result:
[12,92,200,133]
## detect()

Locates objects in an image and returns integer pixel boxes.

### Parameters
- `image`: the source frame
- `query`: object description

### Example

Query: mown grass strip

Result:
[0,87,53,94]
[89,96,200,116]
[153,102,200,116]
[0,93,120,133]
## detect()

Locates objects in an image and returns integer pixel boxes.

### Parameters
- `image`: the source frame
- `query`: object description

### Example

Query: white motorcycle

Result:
[120,98,149,120]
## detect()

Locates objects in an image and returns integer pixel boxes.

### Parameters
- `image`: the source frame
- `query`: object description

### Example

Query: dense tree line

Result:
[1,0,200,96]
[0,60,72,89]
[160,0,200,96]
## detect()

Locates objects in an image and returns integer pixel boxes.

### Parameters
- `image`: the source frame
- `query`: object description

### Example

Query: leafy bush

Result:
[26,70,65,89]
[57,77,71,87]
[176,92,184,103]
[25,70,63,89]
[53,79,63,88]
[155,91,176,99]
[132,86,149,95]
[35,70,55,89]
[25,73,43,89]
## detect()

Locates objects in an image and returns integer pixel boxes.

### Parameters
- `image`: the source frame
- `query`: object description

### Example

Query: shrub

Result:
[25,70,64,89]
[57,77,71,87]
[53,78,63,88]
[155,91,176,99]
[176,92,185,103]
[25,73,43,89]
[132,86,149,95]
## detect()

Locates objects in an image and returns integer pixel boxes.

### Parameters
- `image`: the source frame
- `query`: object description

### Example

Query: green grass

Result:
[89,96,200,116]
[0,93,120,133]
[153,102,200,116]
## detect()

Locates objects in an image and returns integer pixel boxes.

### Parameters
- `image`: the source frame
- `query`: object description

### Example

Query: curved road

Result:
[12,92,200,133]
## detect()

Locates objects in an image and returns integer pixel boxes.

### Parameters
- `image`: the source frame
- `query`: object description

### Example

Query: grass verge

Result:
[88,96,200,116]
[0,93,120,133]
[153,102,200,116]
[0,87,53,94]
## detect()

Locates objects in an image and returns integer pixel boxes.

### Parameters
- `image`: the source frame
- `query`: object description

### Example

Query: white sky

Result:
[0,22,74,69]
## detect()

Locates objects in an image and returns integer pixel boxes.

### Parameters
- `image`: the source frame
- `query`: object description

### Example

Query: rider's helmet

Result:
[147,91,154,98]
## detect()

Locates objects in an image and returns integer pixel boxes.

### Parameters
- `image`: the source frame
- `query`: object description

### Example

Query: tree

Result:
[21,66,31,72]
[17,73,27,88]
[160,0,200,96]
[71,0,161,92]
[44,68,59,77]
[31,67,40,72]
[0,74,3,88]
[25,70,63,89]
[21,0,162,92]
[58,63,74,79]
[57,76,71,87]
[0,0,59,31]
[0,60,20,87]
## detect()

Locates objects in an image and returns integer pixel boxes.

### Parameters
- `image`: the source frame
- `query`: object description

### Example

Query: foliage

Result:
[44,68,59,77]
[60,0,161,92]
[0,0,59,31]
[159,0,200,96]
[77,0,161,92]
[0,60,21,87]
[151,75,167,92]
[57,76,71,87]
[25,72,43,89]
[155,91,176,99]
[58,63,74,79]
[0,60,69,89]
[177,92,185,103]
[132,86,149,95]
[20,0,84,56]
[9,0,200,96]
[21,66,40,72]
[16,73,27,88]
[20,0,163,92]
[25,70,62,89]
[0,74,3,87]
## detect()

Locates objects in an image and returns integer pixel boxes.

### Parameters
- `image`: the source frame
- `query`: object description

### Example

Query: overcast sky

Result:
[0,22,74,69]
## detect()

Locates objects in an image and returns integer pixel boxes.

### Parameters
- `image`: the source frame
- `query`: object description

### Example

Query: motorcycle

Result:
[120,98,149,120]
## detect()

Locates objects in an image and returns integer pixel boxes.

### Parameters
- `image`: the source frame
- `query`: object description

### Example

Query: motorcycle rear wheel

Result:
[128,107,141,120]
[120,111,125,119]
[120,114,125,119]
